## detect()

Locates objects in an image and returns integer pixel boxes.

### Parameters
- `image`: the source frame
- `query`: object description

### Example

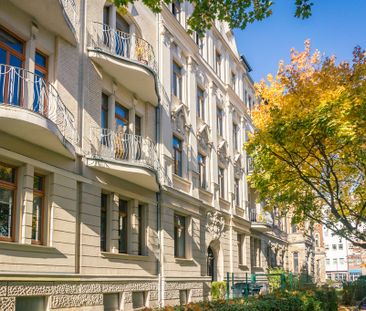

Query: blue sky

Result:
[234,0,366,82]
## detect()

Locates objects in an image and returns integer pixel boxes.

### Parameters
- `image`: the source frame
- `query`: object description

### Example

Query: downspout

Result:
[75,0,87,274]
[156,11,164,309]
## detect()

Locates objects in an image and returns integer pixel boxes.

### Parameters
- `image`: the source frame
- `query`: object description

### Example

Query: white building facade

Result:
[0,1,311,310]
[323,226,349,282]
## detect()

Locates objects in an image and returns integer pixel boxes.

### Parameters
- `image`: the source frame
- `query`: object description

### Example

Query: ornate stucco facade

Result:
[0,1,321,310]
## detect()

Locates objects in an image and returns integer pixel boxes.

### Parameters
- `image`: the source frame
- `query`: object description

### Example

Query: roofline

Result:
[241,55,253,72]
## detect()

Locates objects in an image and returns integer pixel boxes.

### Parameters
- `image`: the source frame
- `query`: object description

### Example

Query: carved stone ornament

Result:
[171,103,190,136]
[234,154,244,177]
[197,123,211,152]
[217,140,228,165]
[206,211,225,240]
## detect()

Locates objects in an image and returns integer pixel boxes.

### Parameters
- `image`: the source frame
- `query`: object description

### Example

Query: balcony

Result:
[249,209,272,232]
[87,128,171,191]
[88,22,159,105]
[9,0,79,45]
[0,64,77,158]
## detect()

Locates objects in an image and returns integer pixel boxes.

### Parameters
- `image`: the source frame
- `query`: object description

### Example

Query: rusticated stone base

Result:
[0,279,211,310]
[0,280,158,311]
[163,280,211,307]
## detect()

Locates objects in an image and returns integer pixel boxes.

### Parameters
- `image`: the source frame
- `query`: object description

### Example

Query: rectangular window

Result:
[179,290,189,305]
[173,136,183,177]
[215,51,221,77]
[0,163,16,241]
[251,238,261,267]
[332,244,337,250]
[217,107,223,136]
[137,204,145,256]
[115,103,129,133]
[333,258,337,265]
[118,199,128,254]
[291,223,297,233]
[198,153,206,189]
[33,50,48,113]
[135,115,142,136]
[103,293,119,311]
[171,0,181,22]
[101,93,109,129]
[293,252,299,274]
[231,72,236,91]
[218,167,225,198]
[100,193,108,252]
[233,123,239,150]
[16,296,46,311]
[248,95,252,112]
[234,178,240,207]
[238,234,244,265]
[174,214,186,258]
[173,62,183,100]
[132,292,147,309]
[326,258,330,265]
[197,87,205,120]
[339,243,343,250]
[339,258,345,265]
[0,27,24,106]
[32,174,45,244]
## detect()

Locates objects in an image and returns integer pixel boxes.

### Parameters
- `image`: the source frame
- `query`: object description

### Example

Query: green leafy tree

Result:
[112,0,313,34]
[247,41,366,248]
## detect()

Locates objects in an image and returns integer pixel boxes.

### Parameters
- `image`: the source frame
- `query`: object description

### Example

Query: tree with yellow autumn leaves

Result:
[247,40,366,248]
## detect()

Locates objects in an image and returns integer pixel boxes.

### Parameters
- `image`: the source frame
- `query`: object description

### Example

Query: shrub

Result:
[341,279,366,305]
[211,281,226,300]
[267,267,285,291]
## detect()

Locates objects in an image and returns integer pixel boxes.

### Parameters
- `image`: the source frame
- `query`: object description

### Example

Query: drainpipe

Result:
[75,0,87,274]
[156,11,164,309]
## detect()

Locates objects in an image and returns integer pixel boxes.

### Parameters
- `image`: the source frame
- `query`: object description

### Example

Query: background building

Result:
[323,226,349,282]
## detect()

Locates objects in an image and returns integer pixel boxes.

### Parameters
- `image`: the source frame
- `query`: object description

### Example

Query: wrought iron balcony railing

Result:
[89,22,157,73]
[0,64,78,145]
[61,0,79,32]
[89,128,172,186]
[249,209,272,225]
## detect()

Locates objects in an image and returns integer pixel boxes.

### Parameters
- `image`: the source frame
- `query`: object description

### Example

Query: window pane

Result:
[35,52,47,69]
[174,214,186,258]
[16,296,45,311]
[101,93,109,129]
[118,200,128,253]
[32,196,42,242]
[104,293,119,311]
[0,164,15,183]
[135,115,142,136]
[0,188,13,238]
[0,28,23,53]
[33,175,43,191]
[101,193,107,251]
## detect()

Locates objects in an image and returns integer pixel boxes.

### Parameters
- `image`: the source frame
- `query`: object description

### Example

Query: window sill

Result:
[175,257,195,264]
[101,252,150,261]
[0,240,57,254]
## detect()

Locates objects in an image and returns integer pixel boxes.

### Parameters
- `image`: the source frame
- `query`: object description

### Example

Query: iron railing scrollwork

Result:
[90,128,172,187]
[89,22,157,73]
[0,64,78,145]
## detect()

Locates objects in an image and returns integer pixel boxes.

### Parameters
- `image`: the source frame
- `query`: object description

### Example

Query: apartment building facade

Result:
[323,227,349,282]
[0,1,317,310]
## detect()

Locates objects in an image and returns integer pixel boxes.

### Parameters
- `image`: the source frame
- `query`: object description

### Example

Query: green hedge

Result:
[341,279,366,305]
[150,289,338,311]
